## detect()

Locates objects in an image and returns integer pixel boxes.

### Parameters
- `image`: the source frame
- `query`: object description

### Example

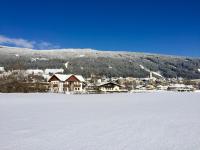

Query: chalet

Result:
[48,74,85,93]
[97,81,128,93]
[167,84,194,92]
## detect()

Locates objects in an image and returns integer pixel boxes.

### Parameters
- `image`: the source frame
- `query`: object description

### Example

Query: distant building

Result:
[97,81,128,93]
[145,85,156,90]
[26,69,44,75]
[0,67,5,72]
[156,85,168,90]
[85,83,99,94]
[48,74,85,93]
[167,84,194,92]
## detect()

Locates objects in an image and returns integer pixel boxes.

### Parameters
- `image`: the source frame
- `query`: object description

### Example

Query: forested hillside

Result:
[0,46,200,79]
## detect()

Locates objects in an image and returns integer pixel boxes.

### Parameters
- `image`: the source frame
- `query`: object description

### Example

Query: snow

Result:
[44,69,64,75]
[51,74,69,81]
[42,74,51,80]
[108,65,112,69]
[0,93,200,150]
[75,75,85,82]
[0,67,5,72]
[64,62,69,68]
[31,58,48,62]
[168,84,193,89]
[79,54,85,57]
[139,65,163,78]
[49,74,85,82]
[152,71,163,78]
[139,64,151,72]
[139,64,145,70]
[26,69,44,75]
[56,48,95,52]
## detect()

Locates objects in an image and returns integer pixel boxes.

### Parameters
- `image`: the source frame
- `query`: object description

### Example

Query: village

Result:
[0,66,200,94]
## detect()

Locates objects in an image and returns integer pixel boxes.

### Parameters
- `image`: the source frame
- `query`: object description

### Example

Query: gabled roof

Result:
[48,74,85,82]
[56,74,69,82]
[75,75,85,82]
[97,81,124,87]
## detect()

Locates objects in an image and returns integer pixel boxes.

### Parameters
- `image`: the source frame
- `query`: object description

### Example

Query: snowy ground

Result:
[0,92,200,150]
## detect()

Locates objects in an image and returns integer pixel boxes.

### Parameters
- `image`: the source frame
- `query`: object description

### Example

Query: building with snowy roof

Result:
[48,74,85,93]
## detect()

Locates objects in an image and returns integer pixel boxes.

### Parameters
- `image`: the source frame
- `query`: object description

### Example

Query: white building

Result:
[48,74,85,93]
[44,69,64,75]
[26,69,44,75]
[0,67,5,72]
[97,81,127,93]
[156,85,168,90]
[168,84,194,92]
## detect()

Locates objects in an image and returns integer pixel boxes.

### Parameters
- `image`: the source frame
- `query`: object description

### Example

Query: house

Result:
[48,74,85,93]
[156,85,168,90]
[167,84,195,92]
[26,69,44,75]
[97,81,128,93]
[85,83,100,94]
[145,84,156,90]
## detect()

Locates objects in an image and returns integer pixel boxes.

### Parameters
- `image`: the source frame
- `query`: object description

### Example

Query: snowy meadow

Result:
[0,92,200,150]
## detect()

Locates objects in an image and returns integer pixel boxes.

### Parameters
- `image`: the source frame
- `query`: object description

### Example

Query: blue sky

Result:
[0,0,200,56]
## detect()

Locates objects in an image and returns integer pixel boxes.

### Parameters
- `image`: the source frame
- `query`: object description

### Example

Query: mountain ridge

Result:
[0,45,194,58]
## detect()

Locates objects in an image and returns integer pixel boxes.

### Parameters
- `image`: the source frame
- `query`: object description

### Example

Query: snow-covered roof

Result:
[48,74,85,82]
[26,69,44,74]
[54,74,69,82]
[0,67,5,72]
[97,81,123,87]
[168,84,194,89]
[75,75,85,82]
[44,69,64,74]
[169,84,187,88]
[169,84,185,88]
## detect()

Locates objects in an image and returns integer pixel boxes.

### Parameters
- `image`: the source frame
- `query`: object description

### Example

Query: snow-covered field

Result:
[0,92,200,150]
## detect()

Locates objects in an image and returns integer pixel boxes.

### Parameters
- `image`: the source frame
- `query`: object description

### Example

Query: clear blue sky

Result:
[0,0,200,56]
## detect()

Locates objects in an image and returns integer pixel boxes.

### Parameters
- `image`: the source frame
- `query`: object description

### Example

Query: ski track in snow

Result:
[0,92,200,150]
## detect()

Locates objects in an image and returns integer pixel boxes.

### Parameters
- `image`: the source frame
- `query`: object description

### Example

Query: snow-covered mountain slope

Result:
[0,46,200,79]
[0,45,168,59]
